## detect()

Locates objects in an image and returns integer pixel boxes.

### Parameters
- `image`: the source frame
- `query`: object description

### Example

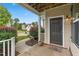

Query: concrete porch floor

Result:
[18,44,71,56]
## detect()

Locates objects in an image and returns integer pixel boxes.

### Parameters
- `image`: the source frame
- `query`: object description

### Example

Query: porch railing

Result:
[40,33,44,42]
[0,37,15,56]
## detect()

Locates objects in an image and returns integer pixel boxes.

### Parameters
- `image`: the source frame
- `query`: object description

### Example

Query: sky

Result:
[0,3,39,24]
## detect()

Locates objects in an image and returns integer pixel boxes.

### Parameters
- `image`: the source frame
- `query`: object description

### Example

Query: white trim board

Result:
[48,15,64,47]
[73,19,79,23]
[20,3,40,15]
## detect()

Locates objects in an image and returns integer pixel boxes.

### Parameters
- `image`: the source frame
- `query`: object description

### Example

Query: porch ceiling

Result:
[28,3,66,12]
[20,3,66,15]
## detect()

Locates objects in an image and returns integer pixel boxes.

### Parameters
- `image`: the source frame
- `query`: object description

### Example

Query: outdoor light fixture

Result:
[66,15,74,21]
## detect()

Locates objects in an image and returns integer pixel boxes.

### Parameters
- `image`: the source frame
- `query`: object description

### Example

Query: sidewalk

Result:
[16,38,32,54]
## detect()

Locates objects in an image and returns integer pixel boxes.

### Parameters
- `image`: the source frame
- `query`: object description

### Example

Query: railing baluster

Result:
[11,37,15,56]
[8,40,10,56]
[0,37,15,56]
[3,42,5,56]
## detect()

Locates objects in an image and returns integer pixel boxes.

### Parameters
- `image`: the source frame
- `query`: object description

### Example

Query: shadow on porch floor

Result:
[18,44,71,56]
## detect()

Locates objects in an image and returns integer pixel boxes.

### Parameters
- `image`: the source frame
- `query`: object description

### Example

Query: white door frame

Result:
[48,15,64,47]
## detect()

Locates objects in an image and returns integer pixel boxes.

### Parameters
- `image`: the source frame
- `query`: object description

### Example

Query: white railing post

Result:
[0,37,15,56]
[7,40,10,56]
[11,37,15,56]
[38,16,41,42]
[3,42,5,56]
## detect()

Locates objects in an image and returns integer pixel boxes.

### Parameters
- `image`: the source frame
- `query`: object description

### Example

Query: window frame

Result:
[73,19,79,48]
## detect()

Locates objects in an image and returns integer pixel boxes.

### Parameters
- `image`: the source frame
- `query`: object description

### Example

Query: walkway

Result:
[17,31,27,36]
[16,38,32,54]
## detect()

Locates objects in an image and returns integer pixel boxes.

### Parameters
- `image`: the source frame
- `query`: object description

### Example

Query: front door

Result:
[50,17,63,45]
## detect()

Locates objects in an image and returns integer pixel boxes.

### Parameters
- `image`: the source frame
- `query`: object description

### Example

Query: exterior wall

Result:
[41,4,71,49]
[70,4,79,56]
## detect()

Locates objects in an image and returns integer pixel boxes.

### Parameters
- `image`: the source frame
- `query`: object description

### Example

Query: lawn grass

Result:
[16,36,28,42]
[17,30,26,33]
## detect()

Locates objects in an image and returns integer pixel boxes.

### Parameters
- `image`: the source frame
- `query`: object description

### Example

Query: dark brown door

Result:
[50,17,63,45]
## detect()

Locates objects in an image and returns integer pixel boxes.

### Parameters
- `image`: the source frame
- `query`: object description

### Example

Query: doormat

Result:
[25,39,38,46]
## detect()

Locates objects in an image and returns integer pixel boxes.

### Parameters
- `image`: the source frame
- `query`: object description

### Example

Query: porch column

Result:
[38,16,41,42]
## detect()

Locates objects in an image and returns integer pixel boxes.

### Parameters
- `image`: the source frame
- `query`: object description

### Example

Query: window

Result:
[73,19,79,48]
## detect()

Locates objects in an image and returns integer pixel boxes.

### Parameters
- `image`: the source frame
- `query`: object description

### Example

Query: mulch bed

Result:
[25,39,38,46]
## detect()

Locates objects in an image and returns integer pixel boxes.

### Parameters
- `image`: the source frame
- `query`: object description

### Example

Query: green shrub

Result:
[29,26,44,40]
[29,26,38,40]
[0,26,16,52]
[0,26,16,41]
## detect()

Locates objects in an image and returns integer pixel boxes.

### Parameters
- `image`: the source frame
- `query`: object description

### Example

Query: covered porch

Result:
[21,3,67,46]
[16,3,72,56]
[18,44,71,56]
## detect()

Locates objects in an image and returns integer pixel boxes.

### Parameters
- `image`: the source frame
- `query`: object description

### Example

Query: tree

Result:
[32,22,38,25]
[31,22,38,27]
[14,18,19,23]
[18,23,22,30]
[14,18,19,30]
[0,6,11,25]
